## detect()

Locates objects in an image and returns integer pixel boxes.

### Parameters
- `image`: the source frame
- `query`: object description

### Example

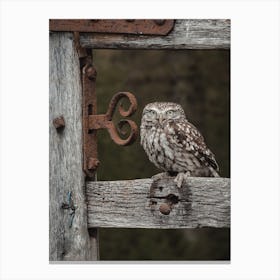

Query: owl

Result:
[140,102,219,188]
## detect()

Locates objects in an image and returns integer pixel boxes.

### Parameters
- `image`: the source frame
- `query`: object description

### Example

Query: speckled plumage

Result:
[140,102,219,185]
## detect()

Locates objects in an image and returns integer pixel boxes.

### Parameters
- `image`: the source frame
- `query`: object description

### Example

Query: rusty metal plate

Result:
[74,35,138,178]
[82,60,98,178]
[49,19,174,35]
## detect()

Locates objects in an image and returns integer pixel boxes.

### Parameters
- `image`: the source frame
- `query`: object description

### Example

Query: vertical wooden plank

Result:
[49,32,99,261]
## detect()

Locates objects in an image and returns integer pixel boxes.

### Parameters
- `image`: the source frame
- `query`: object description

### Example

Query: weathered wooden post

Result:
[49,32,98,261]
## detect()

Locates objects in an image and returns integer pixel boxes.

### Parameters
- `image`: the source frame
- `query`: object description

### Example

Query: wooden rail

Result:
[87,177,230,229]
[80,19,230,50]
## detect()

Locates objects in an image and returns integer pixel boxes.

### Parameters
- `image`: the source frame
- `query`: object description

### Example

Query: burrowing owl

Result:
[140,102,219,187]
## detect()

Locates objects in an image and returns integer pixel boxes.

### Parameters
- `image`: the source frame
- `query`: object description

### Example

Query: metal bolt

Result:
[154,20,165,26]
[159,203,171,215]
[53,116,65,130]
[86,66,97,80]
[88,157,100,170]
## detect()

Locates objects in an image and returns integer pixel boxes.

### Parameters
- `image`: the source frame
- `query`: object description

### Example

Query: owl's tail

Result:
[209,167,220,177]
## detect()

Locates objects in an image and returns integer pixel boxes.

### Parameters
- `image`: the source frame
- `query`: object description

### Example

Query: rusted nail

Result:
[154,20,166,26]
[88,157,100,170]
[86,66,97,80]
[126,19,135,22]
[53,116,65,130]
[159,203,171,215]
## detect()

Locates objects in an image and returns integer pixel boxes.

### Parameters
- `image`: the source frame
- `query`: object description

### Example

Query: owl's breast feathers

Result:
[166,120,219,172]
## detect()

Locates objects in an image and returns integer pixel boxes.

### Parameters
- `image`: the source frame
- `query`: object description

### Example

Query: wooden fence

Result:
[49,19,230,261]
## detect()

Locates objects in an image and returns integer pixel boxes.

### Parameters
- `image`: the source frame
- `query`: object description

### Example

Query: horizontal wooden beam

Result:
[87,177,230,229]
[80,19,230,50]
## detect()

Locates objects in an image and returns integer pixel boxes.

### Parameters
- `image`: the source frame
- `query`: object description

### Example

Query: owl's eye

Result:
[166,110,175,117]
[146,110,157,119]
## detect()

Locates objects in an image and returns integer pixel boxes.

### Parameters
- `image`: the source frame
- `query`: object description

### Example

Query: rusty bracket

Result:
[50,19,174,35]
[88,92,138,146]
[82,53,138,178]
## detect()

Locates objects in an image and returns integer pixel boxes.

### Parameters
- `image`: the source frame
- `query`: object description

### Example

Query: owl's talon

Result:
[174,172,190,188]
[152,172,170,181]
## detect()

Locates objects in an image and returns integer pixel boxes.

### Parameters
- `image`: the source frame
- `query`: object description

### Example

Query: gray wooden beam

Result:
[80,19,230,50]
[87,177,230,229]
[49,32,99,261]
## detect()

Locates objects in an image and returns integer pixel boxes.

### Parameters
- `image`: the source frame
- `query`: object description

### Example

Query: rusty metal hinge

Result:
[50,19,174,35]
[79,41,138,178]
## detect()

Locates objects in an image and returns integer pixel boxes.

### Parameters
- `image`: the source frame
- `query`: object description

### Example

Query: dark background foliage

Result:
[92,49,230,260]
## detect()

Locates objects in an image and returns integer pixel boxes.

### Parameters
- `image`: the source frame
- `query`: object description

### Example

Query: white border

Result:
[1,0,279,279]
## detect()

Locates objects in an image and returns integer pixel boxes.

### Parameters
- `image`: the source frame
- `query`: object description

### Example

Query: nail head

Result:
[86,66,97,80]
[53,116,65,130]
[154,20,165,26]
[159,203,171,215]
[88,157,100,170]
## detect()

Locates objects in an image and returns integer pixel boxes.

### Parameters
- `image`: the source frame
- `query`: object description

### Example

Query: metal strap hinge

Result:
[81,52,138,178]
[50,19,174,36]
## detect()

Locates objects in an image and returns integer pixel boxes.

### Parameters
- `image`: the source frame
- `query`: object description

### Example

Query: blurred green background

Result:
[92,49,230,260]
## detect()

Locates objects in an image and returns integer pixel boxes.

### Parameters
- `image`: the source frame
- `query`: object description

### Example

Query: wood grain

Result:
[80,19,230,50]
[87,177,230,229]
[49,32,98,261]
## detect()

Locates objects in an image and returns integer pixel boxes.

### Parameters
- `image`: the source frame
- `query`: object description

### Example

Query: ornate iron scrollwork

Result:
[88,92,138,146]
[82,60,138,178]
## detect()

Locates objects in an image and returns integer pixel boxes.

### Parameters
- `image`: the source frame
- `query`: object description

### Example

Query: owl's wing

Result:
[170,120,219,171]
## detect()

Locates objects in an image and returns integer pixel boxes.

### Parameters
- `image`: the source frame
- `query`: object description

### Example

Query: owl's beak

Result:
[159,115,166,125]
